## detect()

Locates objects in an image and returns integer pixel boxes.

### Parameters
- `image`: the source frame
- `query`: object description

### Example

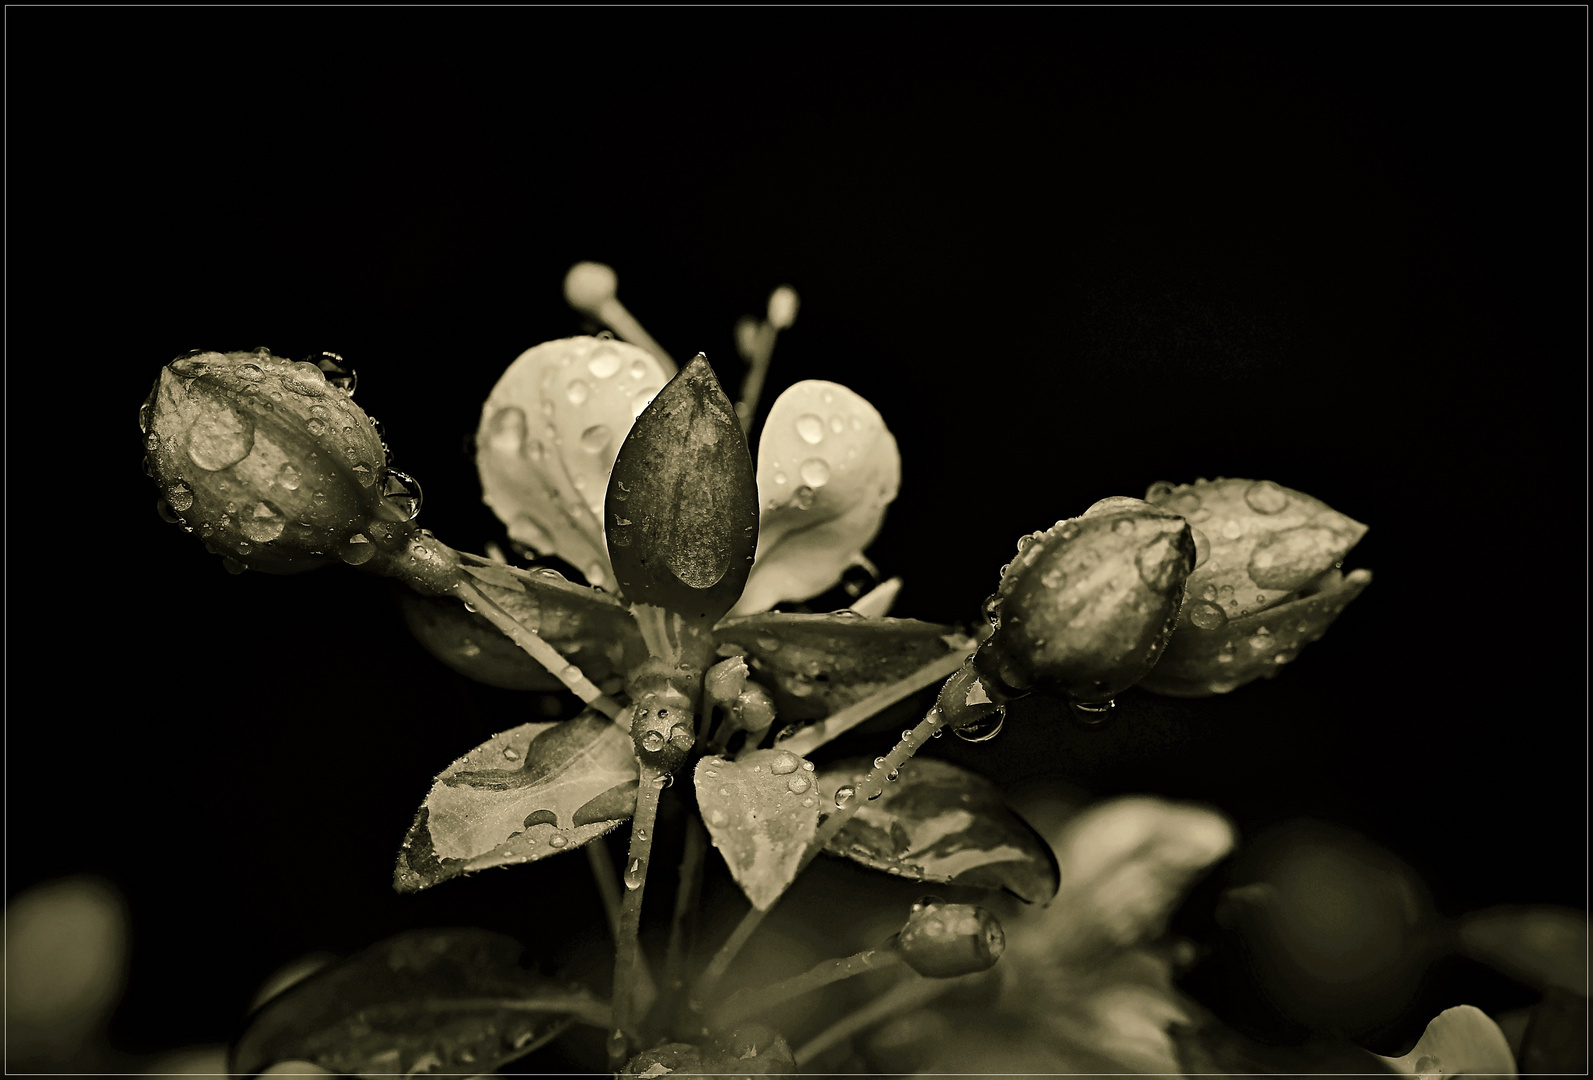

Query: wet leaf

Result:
[230,928,608,1077]
[1458,905,1588,993]
[695,749,821,910]
[733,380,900,615]
[715,611,963,721]
[1138,566,1372,696]
[394,710,638,893]
[1374,1004,1518,1079]
[815,757,1060,904]
[476,336,671,590]
[606,355,759,621]
[400,555,646,691]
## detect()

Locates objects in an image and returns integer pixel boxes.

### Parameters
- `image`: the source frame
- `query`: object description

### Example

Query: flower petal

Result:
[476,337,669,589]
[731,380,899,615]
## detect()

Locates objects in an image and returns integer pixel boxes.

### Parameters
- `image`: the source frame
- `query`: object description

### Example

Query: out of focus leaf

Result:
[476,336,670,590]
[715,611,962,721]
[815,757,1059,904]
[230,928,608,1077]
[1170,1008,1397,1078]
[394,711,638,893]
[1518,988,1588,1074]
[1374,1004,1518,1079]
[1458,905,1588,993]
[732,380,900,615]
[400,556,645,691]
[695,749,821,910]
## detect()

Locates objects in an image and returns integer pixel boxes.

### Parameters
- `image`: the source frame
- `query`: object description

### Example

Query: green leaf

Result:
[230,928,609,1077]
[1458,905,1588,993]
[394,710,638,893]
[814,757,1060,904]
[399,556,646,692]
[715,611,964,721]
[695,749,821,910]
[605,354,759,621]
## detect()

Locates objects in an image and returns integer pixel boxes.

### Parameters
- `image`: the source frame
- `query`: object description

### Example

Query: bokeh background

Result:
[9,8,1585,1073]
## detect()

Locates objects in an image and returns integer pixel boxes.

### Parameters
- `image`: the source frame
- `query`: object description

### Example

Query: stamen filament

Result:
[564,261,677,375]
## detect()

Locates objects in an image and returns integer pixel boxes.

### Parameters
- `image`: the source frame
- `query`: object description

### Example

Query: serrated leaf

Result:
[477,336,671,590]
[715,611,963,721]
[230,928,608,1078]
[814,757,1060,904]
[394,711,638,893]
[400,555,646,692]
[1139,567,1372,697]
[695,749,821,910]
[1458,905,1588,993]
[1374,1004,1518,1079]
[732,380,900,615]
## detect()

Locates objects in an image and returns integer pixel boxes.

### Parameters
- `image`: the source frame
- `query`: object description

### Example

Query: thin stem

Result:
[586,840,624,945]
[711,946,904,1032]
[692,700,952,1011]
[453,578,623,719]
[609,764,666,1069]
[660,813,709,1034]
[791,972,953,1067]
[776,648,970,758]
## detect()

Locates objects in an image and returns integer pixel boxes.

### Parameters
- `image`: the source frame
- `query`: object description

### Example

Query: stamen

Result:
[734,285,800,433]
[563,262,677,375]
[850,575,902,618]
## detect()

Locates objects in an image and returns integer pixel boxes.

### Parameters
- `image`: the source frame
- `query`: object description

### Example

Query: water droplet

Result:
[337,533,375,565]
[1273,651,1293,664]
[566,379,590,405]
[640,730,666,753]
[1113,517,1136,534]
[1244,480,1290,514]
[911,894,943,912]
[629,358,649,379]
[1221,519,1243,540]
[163,483,194,513]
[1190,527,1211,568]
[1172,491,1202,515]
[560,663,583,683]
[800,458,831,487]
[306,417,328,437]
[770,751,800,775]
[1248,629,1274,651]
[1068,699,1115,726]
[242,502,286,543]
[588,347,622,378]
[1188,601,1228,631]
[502,746,520,761]
[796,413,825,443]
[886,769,900,782]
[548,834,569,848]
[237,362,263,381]
[709,808,729,826]
[793,486,816,509]
[757,634,780,651]
[954,708,1006,742]
[579,424,613,455]
[382,470,424,520]
[624,858,646,890]
[834,785,856,808]
[655,773,673,789]
[186,399,255,471]
[786,775,811,794]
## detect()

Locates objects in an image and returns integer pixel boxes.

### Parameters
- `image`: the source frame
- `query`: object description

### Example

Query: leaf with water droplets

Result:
[1138,567,1371,697]
[732,380,900,615]
[230,928,608,1077]
[694,749,821,910]
[476,337,671,590]
[400,554,646,691]
[715,611,965,721]
[813,757,1060,904]
[394,710,638,892]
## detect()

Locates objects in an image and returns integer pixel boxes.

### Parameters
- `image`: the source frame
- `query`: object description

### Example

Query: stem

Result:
[661,813,709,1032]
[453,578,623,720]
[776,648,970,758]
[791,972,953,1067]
[734,320,777,434]
[692,701,951,1010]
[711,947,904,1032]
[609,764,666,1069]
[586,840,624,945]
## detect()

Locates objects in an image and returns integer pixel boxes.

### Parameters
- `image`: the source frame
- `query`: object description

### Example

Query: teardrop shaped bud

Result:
[605,354,759,621]
[893,901,1005,978]
[628,659,698,772]
[975,498,1194,702]
[141,350,441,584]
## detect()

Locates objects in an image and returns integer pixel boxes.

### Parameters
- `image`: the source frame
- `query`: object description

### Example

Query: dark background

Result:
[9,7,1585,1068]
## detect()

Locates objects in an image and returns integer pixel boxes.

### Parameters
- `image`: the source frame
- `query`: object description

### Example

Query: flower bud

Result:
[894,901,1006,978]
[141,349,448,588]
[975,498,1195,704]
[628,659,697,772]
[1139,478,1370,696]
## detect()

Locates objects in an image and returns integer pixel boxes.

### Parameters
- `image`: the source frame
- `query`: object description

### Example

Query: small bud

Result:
[975,498,1195,703]
[894,901,1005,978]
[629,659,697,772]
[605,355,759,621]
[728,681,777,732]
[703,655,750,709]
[141,349,444,585]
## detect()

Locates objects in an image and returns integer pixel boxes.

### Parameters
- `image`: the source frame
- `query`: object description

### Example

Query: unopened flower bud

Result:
[728,681,777,732]
[629,659,697,772]
[894,901,1005,978]
[141,349,454,591]
[1139,478,1370,696]
[975,498,1195,703]
[703,656,750,710]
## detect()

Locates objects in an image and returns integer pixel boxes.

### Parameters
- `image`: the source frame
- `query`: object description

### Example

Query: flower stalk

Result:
[711,945,904,1032]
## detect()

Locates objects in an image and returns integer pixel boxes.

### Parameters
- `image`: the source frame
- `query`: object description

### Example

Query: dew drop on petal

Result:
[796,414,825,444]
[243,502,286,543]
[502,747,520,761]
[1188,601,1227,630]
[787,775,810,794]
[587,347,622,379]
[579,424,613,455]
[640,731,666,753]
[548,834,569,848]
[167,484,194,512]
[186,400,255,471]
[629,359,649,379]
[1244,480,1290,514]
[1221,519,1243,540]
[566,379,590,405]
[793,486,816,509]
[770,751,800,775]
[800,458,831,487]
[1190,527,1211,568]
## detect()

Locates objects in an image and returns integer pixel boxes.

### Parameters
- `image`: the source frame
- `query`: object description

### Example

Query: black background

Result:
[8,7,1586,1067]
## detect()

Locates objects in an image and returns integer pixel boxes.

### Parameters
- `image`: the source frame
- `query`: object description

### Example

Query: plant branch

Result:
[586,840,624,945]
[609,764,666,1069]
[775,648,970,758]
[711,946,904,1032]
[661,812,709,1034]
[452,578,623,719]
[791,972,953,1067]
